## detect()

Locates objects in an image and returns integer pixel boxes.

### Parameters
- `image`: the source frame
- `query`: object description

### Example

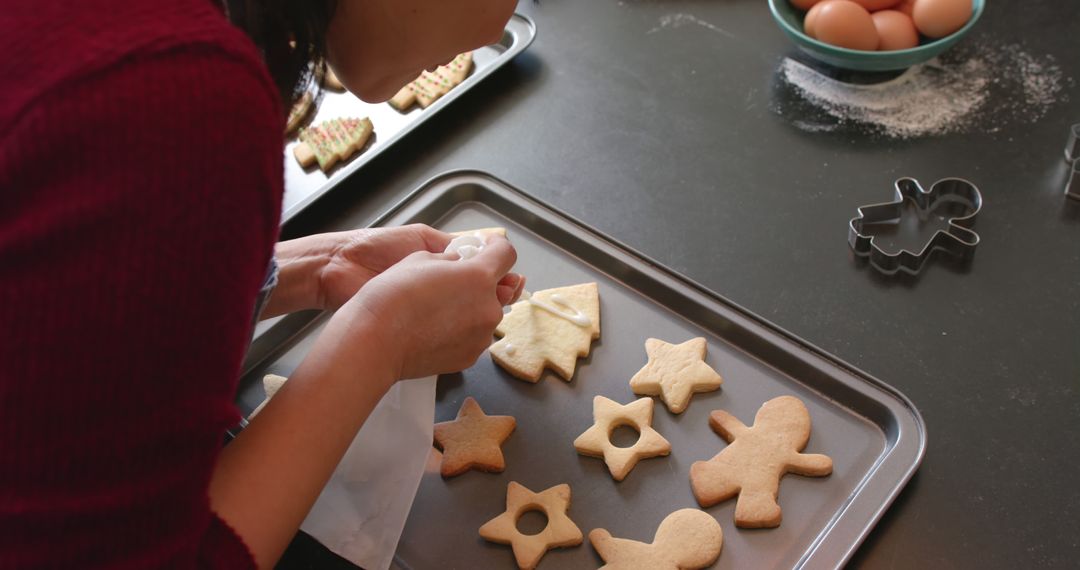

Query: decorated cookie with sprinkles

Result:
[389,52,474,111]
[293,116,374,172]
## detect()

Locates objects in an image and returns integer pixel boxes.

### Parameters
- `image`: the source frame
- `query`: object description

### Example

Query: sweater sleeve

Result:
[0,42,282,568]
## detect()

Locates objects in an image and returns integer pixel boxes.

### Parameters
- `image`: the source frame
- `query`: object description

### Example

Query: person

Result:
[0,0,521,567]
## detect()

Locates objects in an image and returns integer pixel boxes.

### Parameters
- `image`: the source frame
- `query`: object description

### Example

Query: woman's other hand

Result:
[346,234,520,380]
[266,224,453,318]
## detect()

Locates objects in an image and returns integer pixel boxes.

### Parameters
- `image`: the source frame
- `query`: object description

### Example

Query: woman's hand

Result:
[265,224,518,318]
[343,234,521,380]
[317,224,452,310]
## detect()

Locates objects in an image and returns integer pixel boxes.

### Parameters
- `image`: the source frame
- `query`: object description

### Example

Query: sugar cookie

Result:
[690,396,833,528]
[284,91,314,136]
[433,397,516,478]
[491,283,600,383]
[589,508,723,570]
[322,64,345,91]
[479,482,584,570]
[573,396,671,481]
[293,117,374,172]
[629,338,723,414]
[389,52,473,111]
[249,374,288,418]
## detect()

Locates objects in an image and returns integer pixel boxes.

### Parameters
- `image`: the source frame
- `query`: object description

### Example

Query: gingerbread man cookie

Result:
[433,397,516,478]
[573,396,671,481]
[629,338,723,414]
[479,482,584,570]
[490,282,600,383]
[690,395,833,528]
[589,508,723,570]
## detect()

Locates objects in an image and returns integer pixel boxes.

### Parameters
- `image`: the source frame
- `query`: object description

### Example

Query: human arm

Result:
[209,236,519,568]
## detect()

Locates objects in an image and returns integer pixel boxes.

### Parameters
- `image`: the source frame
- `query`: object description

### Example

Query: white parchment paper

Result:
[300,375,436,570]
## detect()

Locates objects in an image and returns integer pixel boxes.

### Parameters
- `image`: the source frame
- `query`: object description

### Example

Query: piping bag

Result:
[298,232,492,570]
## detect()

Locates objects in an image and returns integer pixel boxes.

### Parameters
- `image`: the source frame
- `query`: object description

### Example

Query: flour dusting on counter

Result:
[777,42,1069,138]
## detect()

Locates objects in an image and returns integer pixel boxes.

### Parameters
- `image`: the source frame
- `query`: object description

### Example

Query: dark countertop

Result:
[279,1,1080,568]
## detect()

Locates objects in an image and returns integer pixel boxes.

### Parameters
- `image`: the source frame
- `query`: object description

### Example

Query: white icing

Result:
[444,233,484,260]
[521,290,591,327]
[504,343,516,356]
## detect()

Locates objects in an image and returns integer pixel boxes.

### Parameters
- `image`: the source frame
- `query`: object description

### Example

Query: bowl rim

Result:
[768,0,985,57]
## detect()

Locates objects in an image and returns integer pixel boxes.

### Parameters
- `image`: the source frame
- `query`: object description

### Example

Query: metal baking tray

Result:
[240,171,926,569]
[279,14,535,224]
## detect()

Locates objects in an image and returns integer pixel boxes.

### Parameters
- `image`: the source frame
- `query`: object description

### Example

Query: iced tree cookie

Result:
[490,282,600,382]
[573,396,671,481]
[389,52,473,110]
[589,508,723,570]
[690,396,833,528]
[433,397,516,478]
[293,117,374,172]
[629,338,723,414]
[284,91,314,136]
[479,482,584,570]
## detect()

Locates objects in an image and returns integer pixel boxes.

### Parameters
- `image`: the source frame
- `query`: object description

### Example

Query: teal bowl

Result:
[768,0,984,71]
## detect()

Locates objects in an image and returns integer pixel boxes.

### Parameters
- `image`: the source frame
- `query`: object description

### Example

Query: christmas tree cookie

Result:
[490,283,600,383]
[293,117,374,172]
[389,52,474,111]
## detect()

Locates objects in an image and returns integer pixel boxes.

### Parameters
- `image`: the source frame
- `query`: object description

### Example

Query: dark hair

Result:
[225,0,338,109]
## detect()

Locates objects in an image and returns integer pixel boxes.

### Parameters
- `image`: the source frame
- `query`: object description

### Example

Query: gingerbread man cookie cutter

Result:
[479,482,584,570]
[848,177,982,276]
[573,396,672,481]
[589,508,723,570]
[1063,124,1080,201]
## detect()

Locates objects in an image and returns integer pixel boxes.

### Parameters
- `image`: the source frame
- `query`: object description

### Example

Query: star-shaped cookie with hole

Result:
[433,397,516,478]
[573,396,671,481]
[629,337,724,414]
[479,482,584,570]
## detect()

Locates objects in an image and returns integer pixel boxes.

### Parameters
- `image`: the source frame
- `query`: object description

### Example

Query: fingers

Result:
[405,224,453,253]
[495,273,524,305]
[471,235,517,279]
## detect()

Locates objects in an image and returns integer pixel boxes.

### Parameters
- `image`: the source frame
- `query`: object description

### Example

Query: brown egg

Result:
[849,0,902,10]
[813,1,880,51]
[872,10,919,50]
[912,0,972,38]
[803,1,829,38]
[791,0,825,10]
[895,0,917,16]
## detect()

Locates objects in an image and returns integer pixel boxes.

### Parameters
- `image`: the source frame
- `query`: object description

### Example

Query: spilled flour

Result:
[777,42,1070,138]
[647,13,736,39]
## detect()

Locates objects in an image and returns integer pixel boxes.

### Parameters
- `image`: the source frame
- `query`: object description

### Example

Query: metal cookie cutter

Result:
[1064,124,1080,201]
[848,178,982,276]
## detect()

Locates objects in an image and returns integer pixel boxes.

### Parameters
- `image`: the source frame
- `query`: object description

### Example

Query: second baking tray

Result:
[240,171,926,569]
[280,14,536,224]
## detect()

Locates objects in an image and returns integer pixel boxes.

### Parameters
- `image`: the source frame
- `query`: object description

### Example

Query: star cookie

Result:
[629,338,723,414]
[433,397,516,478]
[479,482,584,570]
[490,283,601,383]
[690,396,833,528]
[573,396,671,481]
[589,508,723,570]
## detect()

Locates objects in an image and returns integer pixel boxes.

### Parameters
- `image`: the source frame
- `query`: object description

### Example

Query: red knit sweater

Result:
[0,1,283,567]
